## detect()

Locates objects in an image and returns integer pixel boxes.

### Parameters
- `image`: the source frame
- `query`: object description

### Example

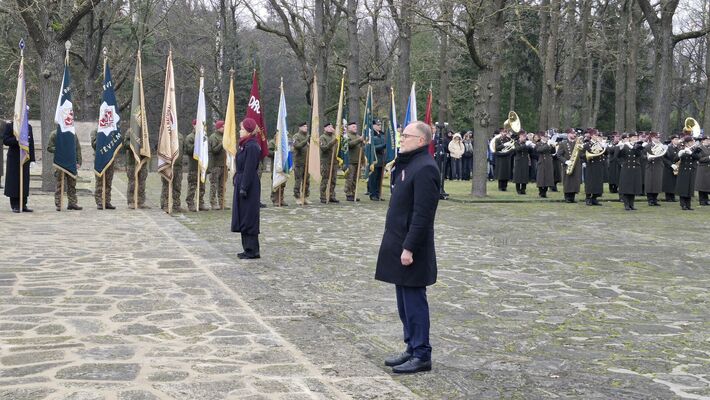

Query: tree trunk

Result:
[347,0,360,122]
[390,0,413,113]
[592,64,603,126]
[559,0,577,128]
[625,2,640,133]
[508,72,516,113]
[39,42,64,191]
[614,0,629,132]
[437,1,451,124]
[539,0,560,131]
[314,0,327,123]
[704,29,710,131]
[581,56,593,127]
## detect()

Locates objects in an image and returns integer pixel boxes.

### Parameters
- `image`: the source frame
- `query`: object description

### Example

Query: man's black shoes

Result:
[238,253,260,259]
[384,352,411,367]
[392,357,432,374]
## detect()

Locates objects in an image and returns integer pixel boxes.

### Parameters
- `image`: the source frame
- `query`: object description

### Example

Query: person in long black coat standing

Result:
[535,134,555,197]
[231,118,261,259]
[607,133,621,194]
[695,136,710,206]
[3,121,35,212]
[494,129,514,191]
[512,131,533,195]
[557,129,583,203]
[675,136,702,211]
[376,121,439,374]
[617,133,645,210]
[662,135,680,202]
[582,130,606,206]
[644,132,665,206]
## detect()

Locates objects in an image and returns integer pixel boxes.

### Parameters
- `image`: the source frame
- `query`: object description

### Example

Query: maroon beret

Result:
[242,117,257,133]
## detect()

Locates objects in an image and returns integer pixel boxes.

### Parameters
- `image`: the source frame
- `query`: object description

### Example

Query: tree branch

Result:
[56,0,103,42]
[636,0,660,38]
[673,25,710,45]
[16,0,49,56]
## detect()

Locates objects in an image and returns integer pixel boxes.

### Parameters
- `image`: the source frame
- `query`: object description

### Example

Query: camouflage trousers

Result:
[126,160,148,207]
[270,183,286,205]
[210,166,226,209]
[186,170,207,210]
[54,169,78,207]
[94,164,114,206]
[320,160,338,201]
[293,164,310,199]
[344,164,360,197]
[160,164,183,210]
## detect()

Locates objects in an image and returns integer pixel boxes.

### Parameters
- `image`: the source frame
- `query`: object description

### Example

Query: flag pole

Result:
[133,168,138,209]
[168,176,173,215]
[223,68,235,210]
[18,41,24,213]
[101,47,108,210]
[196,165,201,212]
[19,158,23,213]
[326,69,345,203]
[60,172,65,210]
[301,142,309,206]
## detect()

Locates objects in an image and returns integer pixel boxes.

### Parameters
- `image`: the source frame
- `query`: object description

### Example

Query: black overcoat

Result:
[662,145,679,193]
[583,142,606,195]
[231,137,261,235]
[494,137,513,180]
[375,147,439,287]
[607,146,621,186]
[675,147,701,197]
[694,145,710,192]
[557,140,582,193]
[512,142,532,184]
[535,143,555,187]
[617,143,644,195]
[644,146,665,194]
[3,122,35,199]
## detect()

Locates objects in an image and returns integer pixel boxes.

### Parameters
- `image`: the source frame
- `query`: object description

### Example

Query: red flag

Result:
[245,70,269,159]
[424,88,435,156]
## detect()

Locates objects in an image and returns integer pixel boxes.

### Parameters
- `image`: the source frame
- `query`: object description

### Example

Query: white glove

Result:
[564,160,572,166]
[671,164,679,171]
[582,162,587,168]
[525,140,533,146]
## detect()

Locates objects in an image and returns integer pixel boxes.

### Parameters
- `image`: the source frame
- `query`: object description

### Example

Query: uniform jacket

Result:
[695,144,710,192]
[675,147,702,197]
[557,139,582,193]
[3,122,35,199]
[494,136,513,180]
[607,145,621,186]
[617,143,645,195]
[47,131,82,166]
[292,131,309,167]
[375,146,439,287]
[371,131,386,167]
[512,141,532,184]
[535,142,555,187]
[347,132,365,165]
[583,141,607,195]
[662,145,678,193]
[644,144,665,194]
[209,132,226,169]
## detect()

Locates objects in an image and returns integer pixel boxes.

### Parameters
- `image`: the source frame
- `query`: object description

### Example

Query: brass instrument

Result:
[566,137,584,175]
[649,142,668,158]
[489,134,499,153]
[585,140,606,159]
[498,138,515,154]
[684,117,701,138]
[503,111,521,133]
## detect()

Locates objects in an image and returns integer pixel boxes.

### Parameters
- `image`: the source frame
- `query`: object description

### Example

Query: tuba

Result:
[503,111,521,134]
[684,117,701,138]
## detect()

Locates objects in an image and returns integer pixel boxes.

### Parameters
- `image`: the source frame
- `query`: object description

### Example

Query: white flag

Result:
[194,74,210,183]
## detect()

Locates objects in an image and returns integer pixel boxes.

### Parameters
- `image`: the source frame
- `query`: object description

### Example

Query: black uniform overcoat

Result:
[535,143,555,187]
[618,143,645,195]
[644,146,665,194]
[557,140,582,193]
[3,122,35,199]
[231,136,261,235]
[512,142,532,184]
[675,147,702,197]
[583,142,606,195]
[694,145,710,192]
[494,137,513,180]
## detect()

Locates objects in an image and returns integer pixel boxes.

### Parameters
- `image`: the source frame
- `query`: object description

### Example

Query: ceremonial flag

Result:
[94,60,123,176]
[223,72,238,171]
[157,49,179,181]
[129,49,150,168]
[194,71,209,183]
[424,85,435,156]
[333,70,345,169]
[362,86,377,175]
[385,87,398,163]
[402,81,417,128]
[272,79,290,188]
[245,70,269,160]
[14,39,30,165]
[53,53,78,178]
[307,74,321,182]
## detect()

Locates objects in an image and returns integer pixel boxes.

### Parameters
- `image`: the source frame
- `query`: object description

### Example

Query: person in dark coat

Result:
[662,135,680,202]
[582,130,606,205]
[695,136,710,206]
[535,134,555,197]
[617,133,645,210]
[494,129,514,191]
[675,136,702,210]
[231,117,262,259]
[512,131,533,194]
[0,120,4,189]
[644,132,665,206]
[3,121,35,212]
[607,133,621,194]
[376,121,439,374]
[557,129,583,203]
[367,120,386,201]
[461,132,474,180]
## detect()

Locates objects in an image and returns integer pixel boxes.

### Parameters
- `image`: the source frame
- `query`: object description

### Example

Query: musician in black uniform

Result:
[617,132,645,211]
[557,129,583,203]
[512,130,533,195]
[675,136,702,210]
[535,134,555,198]
[607,132,621,194]
[582,129,606,206]
[695,135,710,206]
[662,135,680,202]
[644,132,665,206]
[493,129,514,191]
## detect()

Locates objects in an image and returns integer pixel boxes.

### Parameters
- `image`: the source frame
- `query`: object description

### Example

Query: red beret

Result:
[215,120,225,130]
[242,117,257,133]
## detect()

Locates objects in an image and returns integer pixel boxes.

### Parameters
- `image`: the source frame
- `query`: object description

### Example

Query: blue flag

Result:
[53,63,78,177]
[362,86,377,175]
[94,62,123,176]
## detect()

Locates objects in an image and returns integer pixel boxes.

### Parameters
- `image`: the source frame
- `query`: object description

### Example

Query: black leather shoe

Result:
[329,199,339,203]
[105,203,116,210]
[238,253,260,259]
[384,352,411,367]
[392,357,431,374]
[320,199,327,204]
[12,208,20,213]
[22,207,33,212]
[68,204,83,211]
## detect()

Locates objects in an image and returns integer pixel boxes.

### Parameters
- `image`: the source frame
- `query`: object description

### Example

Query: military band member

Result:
[557,129,582,203]
[675,136,702,210]
[607,132,621,194]
[91,129,115,210]
[47,131,82,211]
[209,120,228,210]
[268,137,287,206]
[494,129,514,191]
[292,122,310,205]
[643,132,664,206]
[582,129,606,206]
[367,119,386,201]
[124,132,149,209]
[695,135,710,206]
[345,121,364,201]
[534,134,555,198]
[319,123,339,204]
[512,130,533,195]
[160,130,184,212]
[185,120,208,212]
[617,133,644,211]
[662,135,680,202]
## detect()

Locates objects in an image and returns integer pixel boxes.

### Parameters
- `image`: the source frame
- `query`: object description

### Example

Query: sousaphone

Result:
[684,117,701,138]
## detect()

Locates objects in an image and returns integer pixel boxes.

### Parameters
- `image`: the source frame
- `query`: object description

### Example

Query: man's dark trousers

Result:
[396,285,431,361]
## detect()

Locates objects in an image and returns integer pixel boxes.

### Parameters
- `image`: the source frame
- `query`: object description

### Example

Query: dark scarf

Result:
[394,145,428,168]
[239,134,257,148]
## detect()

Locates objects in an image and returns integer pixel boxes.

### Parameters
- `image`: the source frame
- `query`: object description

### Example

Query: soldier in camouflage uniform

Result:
[268,137,288,206]
[292,122,310,205]
[184,120,208,212]
[47,131,82,211]
[160,131,184,212]
[124,131,150,209]
[209,120,228,210]
[344,121,364,201]
[90,129,116,209]
[319,123,339,203]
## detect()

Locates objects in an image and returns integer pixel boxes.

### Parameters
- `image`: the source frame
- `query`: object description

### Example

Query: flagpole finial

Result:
[65,41,71,51]
[200,66,204,76]
[102,47,107,57]
[19,39,25,56]
[229,68,235,77]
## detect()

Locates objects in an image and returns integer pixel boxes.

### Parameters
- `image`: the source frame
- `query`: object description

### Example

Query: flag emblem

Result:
[59,102,75,130]
[98,104,119,134]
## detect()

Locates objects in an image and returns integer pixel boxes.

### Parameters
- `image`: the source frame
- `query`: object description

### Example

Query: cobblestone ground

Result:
[0,179,414,399]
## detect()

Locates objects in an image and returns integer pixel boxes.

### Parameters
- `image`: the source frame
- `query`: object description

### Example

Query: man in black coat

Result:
[662,135,680,202]
[375,121,439,374]
[582,130,607,206]
[367,120,387,201]
[3,121,35,212]
[617,133,645,210]
[494,129,514,191]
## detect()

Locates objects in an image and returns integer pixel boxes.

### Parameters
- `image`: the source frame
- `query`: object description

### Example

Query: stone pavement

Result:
[0,190,415,399]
